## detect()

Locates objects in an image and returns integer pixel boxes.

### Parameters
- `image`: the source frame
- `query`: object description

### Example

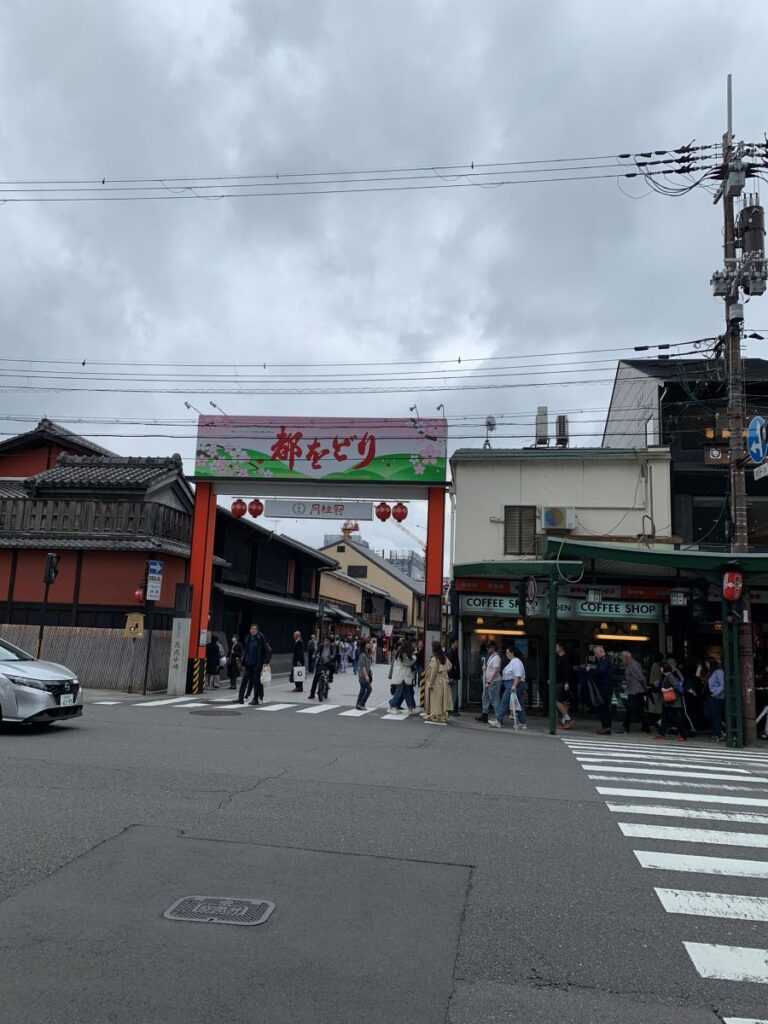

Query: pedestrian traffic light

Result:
[135,585,146,604]
[43,552,60,586]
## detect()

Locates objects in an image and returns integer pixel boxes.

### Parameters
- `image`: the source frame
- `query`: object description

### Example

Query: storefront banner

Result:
[461,593,661,621]
[195,416,448,484]
[460,595,521,614]
[264,499,373,520]
[574,598,660,620]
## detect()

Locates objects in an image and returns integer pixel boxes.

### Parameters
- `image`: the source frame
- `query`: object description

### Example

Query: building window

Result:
[348,564,367,578]
[336,545,346,553]
[503,506,536,555]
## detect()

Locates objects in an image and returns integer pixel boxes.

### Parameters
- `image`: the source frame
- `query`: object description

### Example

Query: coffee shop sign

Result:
[460,595,661,621]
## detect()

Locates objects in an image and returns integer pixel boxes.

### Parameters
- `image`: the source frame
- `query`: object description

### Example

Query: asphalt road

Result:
[1,676,767,1023]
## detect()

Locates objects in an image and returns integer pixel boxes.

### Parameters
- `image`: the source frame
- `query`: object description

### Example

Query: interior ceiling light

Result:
[594,632,650,642]
[473,628,526,637]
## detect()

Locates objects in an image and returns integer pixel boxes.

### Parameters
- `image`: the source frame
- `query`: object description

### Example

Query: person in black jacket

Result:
[227,634,244,690]
[447,637,461,717]
[555,642,574,729]
[205,633,223,689]
[291,630,306,692]
[587,645,614,734]
[238,624,267,705]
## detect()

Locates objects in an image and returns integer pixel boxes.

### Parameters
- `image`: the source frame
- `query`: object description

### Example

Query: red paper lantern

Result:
[248,499,264,518]
[231,498,247,518]
[392,502,408,523]
[723,570,743,602]
[375,501,391,522]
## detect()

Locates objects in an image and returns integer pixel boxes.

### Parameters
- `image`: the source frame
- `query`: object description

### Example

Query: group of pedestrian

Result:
[206,625,271,705]
[384,636,458,724]
[581,647,728,742]
[475,641,528,730]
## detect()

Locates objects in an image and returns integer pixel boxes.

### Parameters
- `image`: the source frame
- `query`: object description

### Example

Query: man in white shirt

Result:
[476,640,502,723]
[495,647,527,729]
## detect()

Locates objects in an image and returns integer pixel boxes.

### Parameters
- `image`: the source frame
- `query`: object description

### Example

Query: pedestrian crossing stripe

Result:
[684,942,768,983]
[606,802,768,825]
[656,888,768,923]
[563,738,768,1001]
[635,850,768,879]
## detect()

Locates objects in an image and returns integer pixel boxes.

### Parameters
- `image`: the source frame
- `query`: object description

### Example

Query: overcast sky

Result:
[2,0,768,554]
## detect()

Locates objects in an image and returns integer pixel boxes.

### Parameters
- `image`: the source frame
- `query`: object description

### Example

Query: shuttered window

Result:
[503,506,536,555]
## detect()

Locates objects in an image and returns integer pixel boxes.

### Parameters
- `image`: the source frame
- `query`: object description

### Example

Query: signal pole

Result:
[714,75,757,744]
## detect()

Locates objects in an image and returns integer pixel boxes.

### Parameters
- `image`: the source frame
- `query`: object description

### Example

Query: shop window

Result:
[503,506,536,555]
[348,565,367,578]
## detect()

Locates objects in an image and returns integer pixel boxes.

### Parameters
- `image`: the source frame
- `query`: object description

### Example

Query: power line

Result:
[0,143,718,189]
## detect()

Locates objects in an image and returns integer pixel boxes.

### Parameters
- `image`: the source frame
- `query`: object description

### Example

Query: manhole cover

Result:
[191,708,241,716]
[163,896,275,926]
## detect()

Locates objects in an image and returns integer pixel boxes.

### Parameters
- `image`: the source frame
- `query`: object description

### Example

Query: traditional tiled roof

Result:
[25,454,185,494]
[0,535,192,557]
[0,479,27,498]
[0,418,115,457]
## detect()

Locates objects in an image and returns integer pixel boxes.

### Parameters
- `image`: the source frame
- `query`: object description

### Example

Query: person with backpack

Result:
[238,624,267,706]
[654,660,689,741]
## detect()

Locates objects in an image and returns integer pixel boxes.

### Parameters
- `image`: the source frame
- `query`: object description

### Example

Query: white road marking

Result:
[657,888,768,922]
[589,775,768,791]
[251,703,295,712]
[91,700,122,705]
[684,942,768,982]
[338,708,377,717]
[565,740,768,764]
[295,704,342,714]
[576,755,750,774]
[606,802,768,825]
[174,703,206,708]
[134,696,201,707]
[580,763,763,782]
[380,712,409,721]
[597,786,768,807]
[618,822,768,848]
[723,1018,768,1023]
[636,849,768,879]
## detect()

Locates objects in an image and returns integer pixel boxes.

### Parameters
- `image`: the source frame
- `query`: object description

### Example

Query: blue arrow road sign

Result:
[748,416,768,465]
[148,559,164,575]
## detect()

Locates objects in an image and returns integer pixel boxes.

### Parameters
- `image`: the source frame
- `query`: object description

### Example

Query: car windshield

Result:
[0,638,33,661]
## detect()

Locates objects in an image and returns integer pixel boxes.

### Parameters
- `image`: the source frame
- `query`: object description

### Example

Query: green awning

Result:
[454,560,584,579]
[542,538,768,579]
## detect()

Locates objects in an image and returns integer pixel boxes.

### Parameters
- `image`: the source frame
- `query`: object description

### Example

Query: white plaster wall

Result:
[453,450,672,564]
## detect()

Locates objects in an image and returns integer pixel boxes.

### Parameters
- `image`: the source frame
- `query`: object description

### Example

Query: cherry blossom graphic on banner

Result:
[195,416,447,485]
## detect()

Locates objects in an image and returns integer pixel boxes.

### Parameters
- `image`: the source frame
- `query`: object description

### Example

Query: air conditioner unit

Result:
[540,506,577,531]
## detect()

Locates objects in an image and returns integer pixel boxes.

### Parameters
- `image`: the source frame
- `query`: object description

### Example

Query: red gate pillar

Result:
[424,486,446,650]
[187,482,217,694]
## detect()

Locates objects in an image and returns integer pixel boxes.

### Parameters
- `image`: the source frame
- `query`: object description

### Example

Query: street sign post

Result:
[747,416,768,464]
[146,559,164,602]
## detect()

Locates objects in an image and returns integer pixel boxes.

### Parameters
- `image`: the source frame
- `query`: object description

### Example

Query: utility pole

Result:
[714,75,757,745]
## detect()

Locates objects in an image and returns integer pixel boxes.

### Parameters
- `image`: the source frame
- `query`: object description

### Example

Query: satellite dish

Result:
[483,415,497,449]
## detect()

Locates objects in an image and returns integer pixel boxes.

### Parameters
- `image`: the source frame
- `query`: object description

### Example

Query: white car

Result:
[0,637,83,725]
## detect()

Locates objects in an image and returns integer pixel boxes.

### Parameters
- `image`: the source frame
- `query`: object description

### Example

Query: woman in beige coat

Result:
[424,641,452,725]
